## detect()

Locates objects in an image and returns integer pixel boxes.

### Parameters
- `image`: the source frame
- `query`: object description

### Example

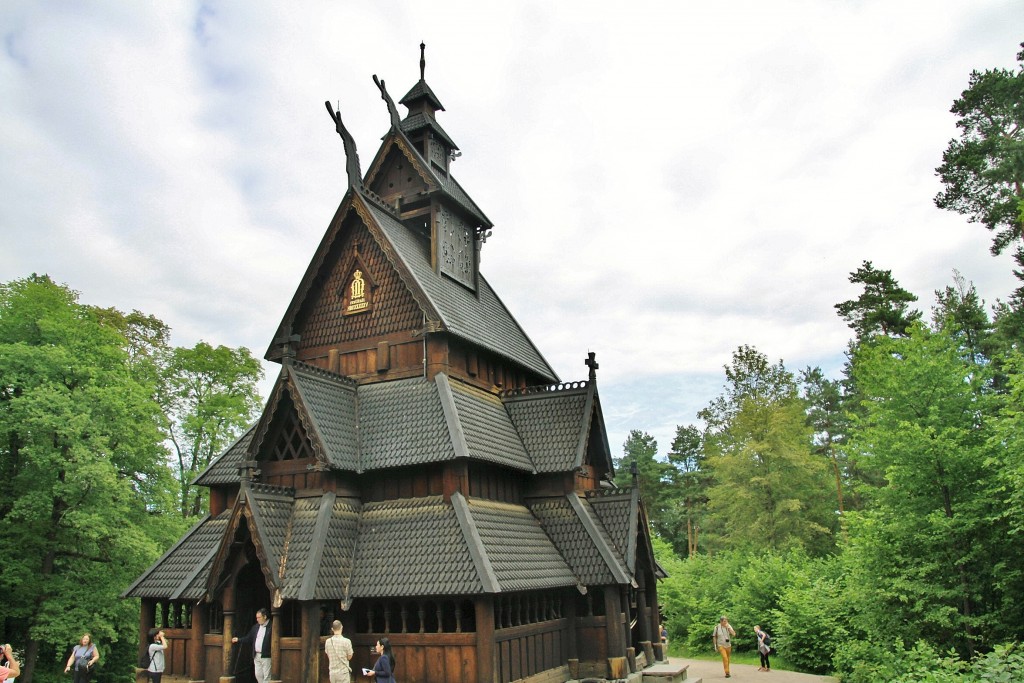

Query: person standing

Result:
[712,616,736,678]
[1,643,21,682]
[64,633,99,683]
[232,609,272,683]
[755,625,772,672]
[324,621,353,683]
[146,629,167,683]
[363,638,395,683]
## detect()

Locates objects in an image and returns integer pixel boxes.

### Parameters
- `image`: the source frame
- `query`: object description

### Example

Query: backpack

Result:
[762,633,772,646]
[137,648,152,670]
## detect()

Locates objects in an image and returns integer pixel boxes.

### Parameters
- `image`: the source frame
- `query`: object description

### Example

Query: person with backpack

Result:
[755,625,772,672]
[64,633,99,683]
[145,629,167,683]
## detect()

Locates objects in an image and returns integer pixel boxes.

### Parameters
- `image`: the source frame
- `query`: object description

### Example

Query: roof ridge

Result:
[291,360,359,387]
[500,380,589,398]
[358,186,398,216]
[249,482,296,499]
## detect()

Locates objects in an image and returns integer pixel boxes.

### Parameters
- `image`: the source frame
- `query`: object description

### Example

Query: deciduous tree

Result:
[0,276,182,683]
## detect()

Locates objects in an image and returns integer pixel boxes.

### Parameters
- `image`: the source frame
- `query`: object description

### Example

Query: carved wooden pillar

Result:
[474,597,494,683]
[189,602,208,682]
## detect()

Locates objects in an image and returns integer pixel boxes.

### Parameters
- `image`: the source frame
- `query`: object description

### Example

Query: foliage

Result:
[801,366,851,514]
[0,275,185,683]
[771,556,848,674]
[664,425,711,557]
[835,260,921,341]
[699,346,836,555]
[845,322,1014,655]
[934,43,1024,281]
[159,341,262,517]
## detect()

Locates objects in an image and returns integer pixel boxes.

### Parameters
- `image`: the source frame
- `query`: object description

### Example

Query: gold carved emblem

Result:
[344,269,370,315]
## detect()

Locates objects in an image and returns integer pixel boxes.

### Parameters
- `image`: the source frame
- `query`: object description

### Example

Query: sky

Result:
[2,1,1022,458]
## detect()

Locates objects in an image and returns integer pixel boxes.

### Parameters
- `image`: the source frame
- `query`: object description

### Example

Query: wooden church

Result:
[124,46,664,683]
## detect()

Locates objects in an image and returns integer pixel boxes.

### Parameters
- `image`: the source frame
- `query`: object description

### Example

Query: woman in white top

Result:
[146,629,167,683]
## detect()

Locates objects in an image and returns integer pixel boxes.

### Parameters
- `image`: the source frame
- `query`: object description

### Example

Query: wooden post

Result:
[626,647,636,673]
[603,587,625,658]
[221,608,235,683]
[474,597,494,683]
[607,657,628,679]
[189,602,208,682]
[301,602,320,683]
[270,607,283,682]
[564,588,578,661]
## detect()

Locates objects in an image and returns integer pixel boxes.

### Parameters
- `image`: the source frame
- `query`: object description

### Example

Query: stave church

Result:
[124,45,665,683]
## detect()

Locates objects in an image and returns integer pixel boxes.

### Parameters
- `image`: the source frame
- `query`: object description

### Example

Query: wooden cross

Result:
[585,352,599,381]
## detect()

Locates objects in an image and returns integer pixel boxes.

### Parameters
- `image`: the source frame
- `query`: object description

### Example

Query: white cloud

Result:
[2,0,1021,456]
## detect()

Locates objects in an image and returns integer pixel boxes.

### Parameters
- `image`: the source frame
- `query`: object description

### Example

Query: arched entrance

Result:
[230,545,271,683]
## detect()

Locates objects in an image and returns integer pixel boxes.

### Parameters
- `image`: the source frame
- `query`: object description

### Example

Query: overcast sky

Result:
[2,1,1021,457]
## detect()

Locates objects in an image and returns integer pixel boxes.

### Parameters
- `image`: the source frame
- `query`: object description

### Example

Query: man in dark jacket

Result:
[232,609,272,683]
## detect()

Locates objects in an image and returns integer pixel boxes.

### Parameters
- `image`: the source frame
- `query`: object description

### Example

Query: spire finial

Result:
[419,41,426,81]
[585,352,599,382]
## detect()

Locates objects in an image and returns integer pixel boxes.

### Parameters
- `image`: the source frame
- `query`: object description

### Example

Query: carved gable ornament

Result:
[339,250,377,316]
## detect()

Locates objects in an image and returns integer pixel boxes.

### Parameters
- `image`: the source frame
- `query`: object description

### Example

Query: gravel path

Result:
[672,657,839,683]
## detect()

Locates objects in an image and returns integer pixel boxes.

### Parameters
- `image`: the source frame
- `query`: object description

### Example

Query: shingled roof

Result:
[125,485,642,601]
[121,511,229,600]
[212,368,609,478]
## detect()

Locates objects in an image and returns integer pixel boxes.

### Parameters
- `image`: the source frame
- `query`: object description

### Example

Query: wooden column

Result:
[270,607,283,682]
[636,587,652,645]
[139,599,156,659]
[474,597,495,683]
[564,589,578,661]
[189,602,208,682]
[602,587,625,658]
[221,609,235,683]
[301,602,321,683]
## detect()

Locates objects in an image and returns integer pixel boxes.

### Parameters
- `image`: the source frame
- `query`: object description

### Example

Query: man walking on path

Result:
[713,616,736,678]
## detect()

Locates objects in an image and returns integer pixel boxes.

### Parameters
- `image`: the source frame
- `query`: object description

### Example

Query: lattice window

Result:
[270,410,312,461]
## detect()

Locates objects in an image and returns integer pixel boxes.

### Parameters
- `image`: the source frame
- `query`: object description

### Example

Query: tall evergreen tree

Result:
[665,425,711,557]
[934,42,1024,294]
[835,260,922,341]
[801,367,850,515]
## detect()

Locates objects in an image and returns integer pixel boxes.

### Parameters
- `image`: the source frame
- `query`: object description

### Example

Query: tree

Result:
[935,42,1024,287]
[835,261,921,341]
[845,322,1011,656]
[801,367,851,514]
[666,425,711,557]
[0,276,183,683]
[159,342,263,518]
[931,271,992,365]
[614,430,674,538]
[699,346,836,555]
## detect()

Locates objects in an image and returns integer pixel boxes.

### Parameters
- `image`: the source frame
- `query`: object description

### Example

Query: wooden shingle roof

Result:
[227,367,602,477]
[121,511,229,599]
[125,485,641,600]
